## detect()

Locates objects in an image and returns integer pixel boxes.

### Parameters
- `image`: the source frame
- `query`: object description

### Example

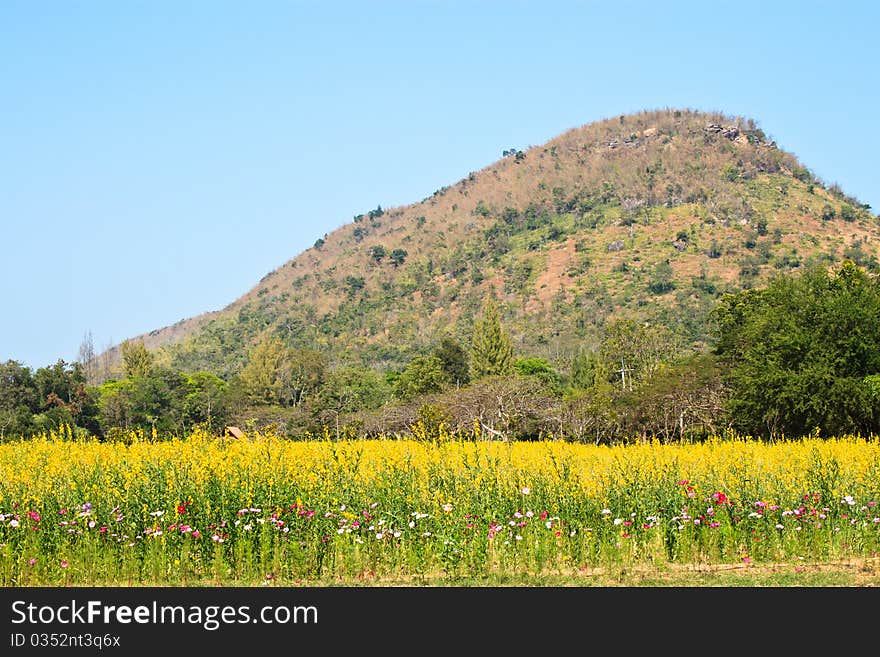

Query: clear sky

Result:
[2,1,878,369]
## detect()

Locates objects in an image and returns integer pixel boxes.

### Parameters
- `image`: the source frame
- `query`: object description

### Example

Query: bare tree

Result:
[77,330,97,385]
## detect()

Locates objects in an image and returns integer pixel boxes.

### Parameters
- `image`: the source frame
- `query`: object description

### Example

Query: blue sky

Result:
[2,1,878,369]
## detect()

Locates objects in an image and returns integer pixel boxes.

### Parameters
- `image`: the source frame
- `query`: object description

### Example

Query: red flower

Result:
[176,502,188,515]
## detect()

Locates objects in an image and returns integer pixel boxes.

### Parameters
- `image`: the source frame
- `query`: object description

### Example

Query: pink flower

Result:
[743,556,751,564]
[191,530,201,538]
[60,560,68,568]
[99,526,108,533]
[28,558,37,565]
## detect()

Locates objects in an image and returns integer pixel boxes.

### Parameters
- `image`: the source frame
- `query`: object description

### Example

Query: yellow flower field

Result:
[1,428,879,584]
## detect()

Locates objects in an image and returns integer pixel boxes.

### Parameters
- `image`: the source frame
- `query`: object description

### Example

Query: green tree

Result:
[647,261,675,295]
[470,295,513,378]
[283,348,327,407]
[238,336,288,406]
[600,319,676,390]
[97,379,136,432]
[369,245,387,264]
[569,348,599,391]
[182,371,228,431]
[390,248,408,267]
[433,336,470,386]
[394,355,449,400]
[317,367,392,416]
[0,360,37,438]
[514,357,560,389]
[121,339,154,379]
[713,261,880,437]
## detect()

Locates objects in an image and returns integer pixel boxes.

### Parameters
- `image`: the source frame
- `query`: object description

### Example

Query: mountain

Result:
[105,108,880,379]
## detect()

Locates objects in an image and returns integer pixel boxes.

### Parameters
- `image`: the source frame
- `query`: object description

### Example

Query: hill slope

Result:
[107,108,880,378]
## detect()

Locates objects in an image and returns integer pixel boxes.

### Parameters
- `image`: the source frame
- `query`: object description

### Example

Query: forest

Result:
[2,260,878,443]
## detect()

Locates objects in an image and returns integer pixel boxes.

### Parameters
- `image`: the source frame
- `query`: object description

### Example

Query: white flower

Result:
[234,520,241,526]
[515,535,523,541]
[9,519,19,528]
[525,511,534,518]
[88,520,96,529]
[775,524,784,530]
[570,530,577,537]
[393,531,401,538]
[521,487,531,495]
[375,533,384,540]
[339,504,346,511]
[601,509,611,515]
[842,495,856,506]
[408,521,416,528]
[243,523,252,531]
[149,510,164,517]
[422,531,432,537]
[441,504,453,513]
[370,502,378,509]
[748,512,762,518]
[514,512,523,519]
[545,521,553,529]
[613,518,623,526]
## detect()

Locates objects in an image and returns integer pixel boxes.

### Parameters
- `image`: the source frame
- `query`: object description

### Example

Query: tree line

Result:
[2,261,879,442]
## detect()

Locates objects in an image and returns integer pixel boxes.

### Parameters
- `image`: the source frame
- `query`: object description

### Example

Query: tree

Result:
[433,336,470,386]
[647,261,675,294]
[238,336,288,406]
[283,348,327,407]
[97,379,136,432]
[600,319,676,390]
[182,371,228,431]
[514,357,561,390]
[369,245,387,264]
[569,348,600,391]
[0,360,37,439]
[713,261,880,437]
[77,330,98,385]
[121,339,154,379]
[394,355,449,400]
[316,367,392,428]
[470,295,513,378]
[33,359,93,433]
[390,248,408,267]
